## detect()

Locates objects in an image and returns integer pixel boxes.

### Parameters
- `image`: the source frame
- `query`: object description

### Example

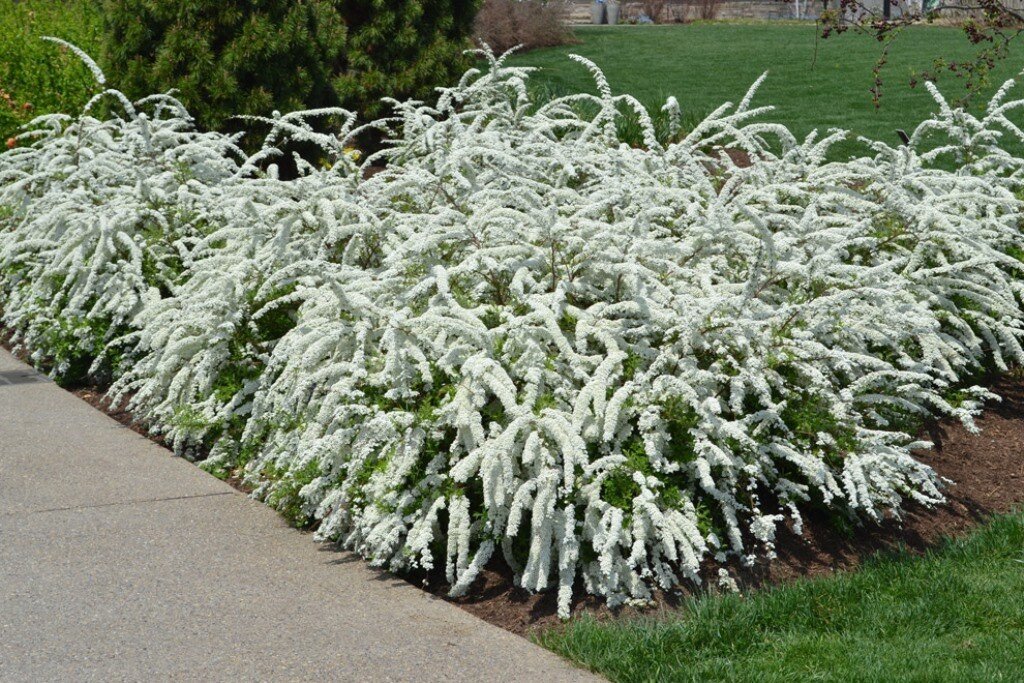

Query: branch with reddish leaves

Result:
[818,0,1023,106]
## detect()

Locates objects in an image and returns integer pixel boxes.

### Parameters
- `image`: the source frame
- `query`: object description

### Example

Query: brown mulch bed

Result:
[72,385,256,495]
[75,386,160,439]
[4,334,1023,636]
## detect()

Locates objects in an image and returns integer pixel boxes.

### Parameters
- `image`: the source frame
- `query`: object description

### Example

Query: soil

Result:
[722,147,752,168]
[4,333,1023,637]
[74,386,163,440]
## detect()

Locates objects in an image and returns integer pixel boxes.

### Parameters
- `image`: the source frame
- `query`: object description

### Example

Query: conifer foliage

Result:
[102,0,480,131]
[2,47,1024,618]
[337,0,481,118]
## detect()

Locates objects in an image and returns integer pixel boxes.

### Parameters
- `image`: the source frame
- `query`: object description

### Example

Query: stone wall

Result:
[568,1,830,23]
[568,0,1024,23]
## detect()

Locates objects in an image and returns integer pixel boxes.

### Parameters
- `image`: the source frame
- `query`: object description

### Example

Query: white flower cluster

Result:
[2,49,1023,617]
[0,82,242,377]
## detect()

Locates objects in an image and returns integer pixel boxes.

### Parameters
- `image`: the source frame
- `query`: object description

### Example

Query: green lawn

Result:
[508,24,1024,158]
[0,0,103,141]
[537,512,1024,682]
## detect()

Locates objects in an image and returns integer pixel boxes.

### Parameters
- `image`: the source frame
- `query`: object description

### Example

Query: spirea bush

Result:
[2,47,1023,617]
[0,40,243,380]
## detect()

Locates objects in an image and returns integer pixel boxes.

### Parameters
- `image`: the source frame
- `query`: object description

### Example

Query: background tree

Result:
[338,0,481,118]
[103,0,481,132]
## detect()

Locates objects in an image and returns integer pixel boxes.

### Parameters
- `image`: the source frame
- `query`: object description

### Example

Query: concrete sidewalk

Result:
[0,349,598,682]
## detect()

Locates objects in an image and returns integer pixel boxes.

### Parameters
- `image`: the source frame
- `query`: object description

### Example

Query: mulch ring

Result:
[4,332,1023,637]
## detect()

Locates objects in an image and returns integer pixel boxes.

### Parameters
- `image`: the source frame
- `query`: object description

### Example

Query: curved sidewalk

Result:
[0,348,598,681]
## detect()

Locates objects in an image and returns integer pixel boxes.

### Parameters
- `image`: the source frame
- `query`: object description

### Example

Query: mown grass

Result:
[0,0,104,141]
[537,511,1024,682]
[508,23,1024,158]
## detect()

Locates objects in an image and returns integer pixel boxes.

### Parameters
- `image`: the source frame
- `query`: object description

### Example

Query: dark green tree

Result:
[336,0,480,118]
[103,0,481,131]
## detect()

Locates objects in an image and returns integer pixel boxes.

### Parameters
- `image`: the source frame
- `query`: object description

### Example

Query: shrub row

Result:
[2,48,1023,616]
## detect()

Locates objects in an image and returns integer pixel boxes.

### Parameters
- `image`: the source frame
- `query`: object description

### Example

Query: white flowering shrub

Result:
[2,46,1023,616]
[0,43,242,380]
[108,110,366,454]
